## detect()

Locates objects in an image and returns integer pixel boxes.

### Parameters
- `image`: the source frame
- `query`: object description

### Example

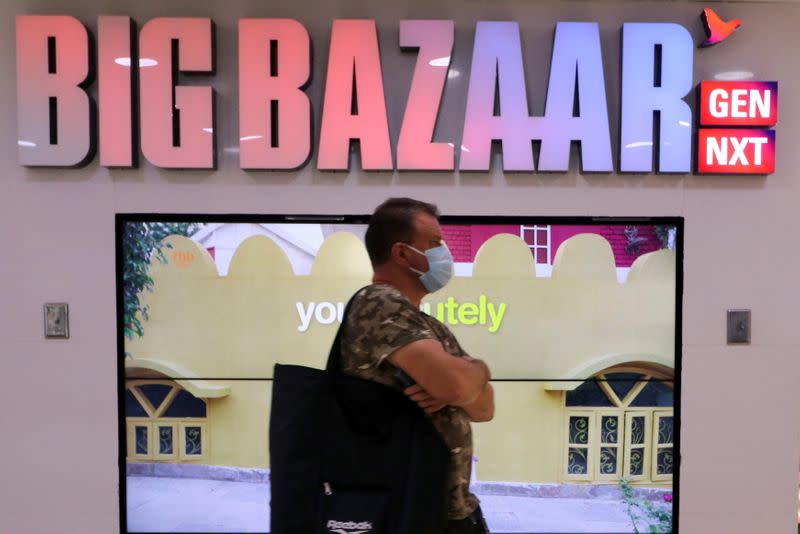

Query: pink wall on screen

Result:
[442,225,518,262]
[551,225,661,267]
[443,224,662,266]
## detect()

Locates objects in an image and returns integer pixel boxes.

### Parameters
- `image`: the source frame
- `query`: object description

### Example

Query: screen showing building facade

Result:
[118,216,681,533]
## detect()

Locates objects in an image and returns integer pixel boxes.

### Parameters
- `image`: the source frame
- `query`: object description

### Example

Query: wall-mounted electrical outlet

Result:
[727,309,750,344]
[44,303,69,339]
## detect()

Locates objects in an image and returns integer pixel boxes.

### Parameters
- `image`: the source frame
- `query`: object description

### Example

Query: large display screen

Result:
[117,214,682,533]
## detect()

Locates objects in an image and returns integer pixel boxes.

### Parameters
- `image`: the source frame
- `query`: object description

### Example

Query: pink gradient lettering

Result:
[239,19,311,169]
[98,16,134,167]
[396,20,454,171]
[16,15,93,166]
[139,17,215,168]
[460,22,534,171]
[317,19,392,170]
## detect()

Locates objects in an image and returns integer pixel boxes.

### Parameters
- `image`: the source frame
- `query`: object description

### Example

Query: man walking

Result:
[341,198,494,533]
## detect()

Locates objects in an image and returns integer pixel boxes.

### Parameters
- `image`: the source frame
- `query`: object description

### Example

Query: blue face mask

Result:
[404,242,454,293]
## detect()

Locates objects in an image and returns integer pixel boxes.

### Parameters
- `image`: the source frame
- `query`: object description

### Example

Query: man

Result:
[341,198,494,534]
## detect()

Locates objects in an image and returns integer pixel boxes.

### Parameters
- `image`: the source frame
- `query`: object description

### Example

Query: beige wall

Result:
[124,232,674,477]
[127,232,674,379]
[207,381,271,469]
[2,0,800,533]
[472,384,567,483]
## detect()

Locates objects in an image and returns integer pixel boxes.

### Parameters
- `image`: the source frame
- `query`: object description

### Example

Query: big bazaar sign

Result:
[15,16,778,174]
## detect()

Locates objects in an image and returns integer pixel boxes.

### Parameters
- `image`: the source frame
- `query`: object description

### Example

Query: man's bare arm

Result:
[388,338,490,406]
[461,382,494,422]
[403,384,447,414]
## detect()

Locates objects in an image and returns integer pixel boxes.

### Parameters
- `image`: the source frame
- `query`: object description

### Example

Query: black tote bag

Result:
[270,291,450,534]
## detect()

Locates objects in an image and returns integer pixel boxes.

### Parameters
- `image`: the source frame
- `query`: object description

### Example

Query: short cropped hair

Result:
[365,198,439,267]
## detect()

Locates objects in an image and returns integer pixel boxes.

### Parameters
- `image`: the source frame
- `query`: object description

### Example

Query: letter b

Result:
[16,15,94,166]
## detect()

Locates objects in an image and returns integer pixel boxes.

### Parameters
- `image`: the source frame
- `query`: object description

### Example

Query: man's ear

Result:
[389,242,407,264]
[393,242,418,267]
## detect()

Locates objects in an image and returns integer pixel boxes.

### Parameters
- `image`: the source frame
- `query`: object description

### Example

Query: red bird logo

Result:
[701,8,742,47]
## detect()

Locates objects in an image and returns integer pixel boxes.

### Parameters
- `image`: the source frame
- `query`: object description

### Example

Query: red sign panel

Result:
[697,129,775,174]
[699,81,778,127]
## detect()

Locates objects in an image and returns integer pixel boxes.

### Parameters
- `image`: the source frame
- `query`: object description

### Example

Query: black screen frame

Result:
[115,213,684,534]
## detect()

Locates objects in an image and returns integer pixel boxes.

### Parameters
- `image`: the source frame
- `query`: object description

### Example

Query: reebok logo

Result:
[327,519,373,533]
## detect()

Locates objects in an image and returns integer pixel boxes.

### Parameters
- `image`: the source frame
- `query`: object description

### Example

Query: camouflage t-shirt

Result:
[340,283,480,520]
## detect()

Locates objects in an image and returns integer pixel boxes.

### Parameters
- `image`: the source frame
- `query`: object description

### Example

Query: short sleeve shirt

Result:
[340,283,480,520]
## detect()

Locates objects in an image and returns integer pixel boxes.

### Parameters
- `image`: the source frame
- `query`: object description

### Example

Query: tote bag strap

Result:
[324,286,369,375]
